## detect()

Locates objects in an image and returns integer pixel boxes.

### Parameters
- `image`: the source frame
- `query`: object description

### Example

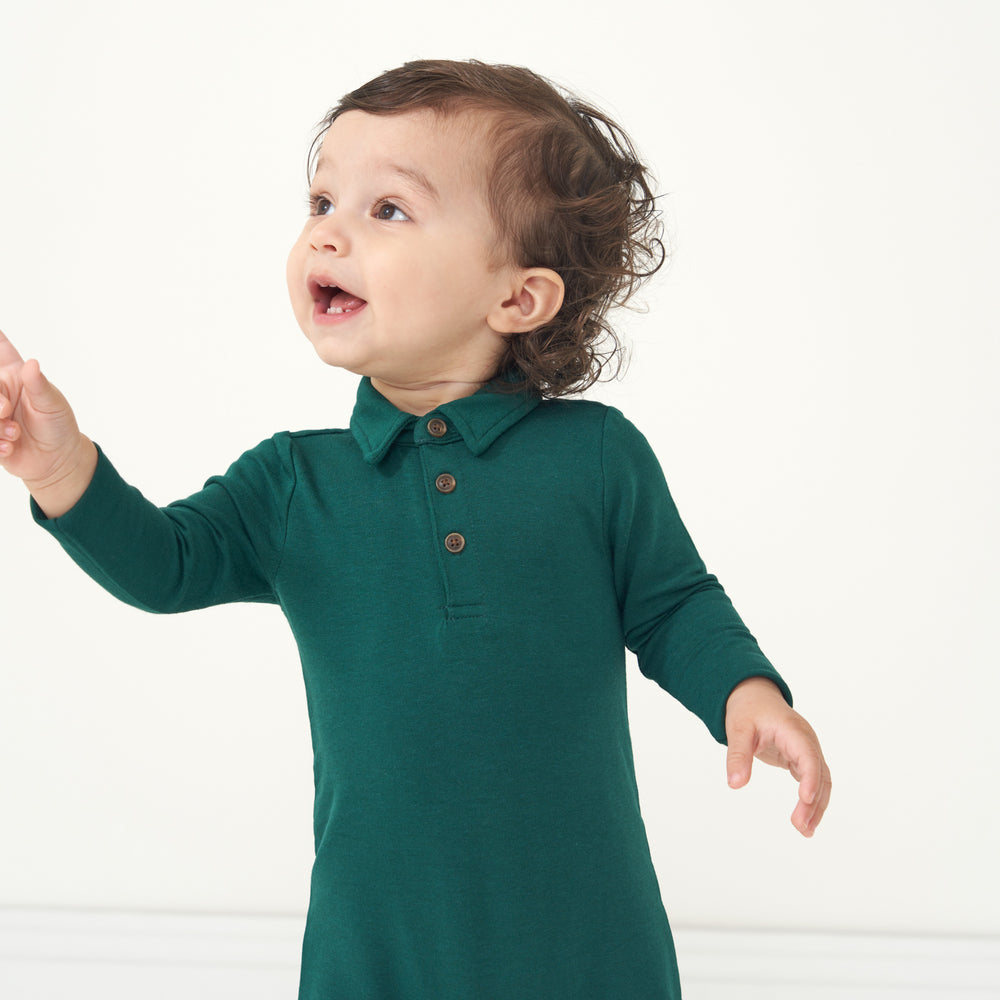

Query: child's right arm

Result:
[3,325,289,615]
[0,330,98,518]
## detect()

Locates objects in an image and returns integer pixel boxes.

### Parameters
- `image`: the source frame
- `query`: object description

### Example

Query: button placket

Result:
[439,472,462,552]
[417,436,481,617]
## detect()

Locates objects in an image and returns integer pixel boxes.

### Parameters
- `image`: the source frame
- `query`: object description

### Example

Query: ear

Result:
[488,268,564,335]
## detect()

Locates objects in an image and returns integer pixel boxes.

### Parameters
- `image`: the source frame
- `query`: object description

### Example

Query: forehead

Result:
[315,109,493,198]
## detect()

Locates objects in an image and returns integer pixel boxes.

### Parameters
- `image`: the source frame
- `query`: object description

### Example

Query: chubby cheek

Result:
[400,251,481,311]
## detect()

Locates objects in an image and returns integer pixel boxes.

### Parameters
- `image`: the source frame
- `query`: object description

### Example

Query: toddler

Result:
[0,59,830,999]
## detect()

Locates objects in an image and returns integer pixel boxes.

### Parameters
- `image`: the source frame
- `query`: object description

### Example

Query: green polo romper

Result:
[35,377,791,999]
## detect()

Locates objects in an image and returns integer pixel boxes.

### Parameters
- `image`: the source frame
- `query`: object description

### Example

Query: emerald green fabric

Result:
[34,377,790,999]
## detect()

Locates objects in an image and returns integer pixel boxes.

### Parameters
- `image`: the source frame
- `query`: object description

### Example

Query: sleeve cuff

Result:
[30,442,121,531]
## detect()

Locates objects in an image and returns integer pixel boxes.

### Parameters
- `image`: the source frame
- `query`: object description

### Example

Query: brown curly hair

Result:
[310,59,666,398]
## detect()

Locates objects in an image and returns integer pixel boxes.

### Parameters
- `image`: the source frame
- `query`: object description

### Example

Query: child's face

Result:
[287,109,516,402]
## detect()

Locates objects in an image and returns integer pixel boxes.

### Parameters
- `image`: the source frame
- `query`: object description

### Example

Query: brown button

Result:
[444,532,465,553]
[427,418,448,438]
[435,473,457,494]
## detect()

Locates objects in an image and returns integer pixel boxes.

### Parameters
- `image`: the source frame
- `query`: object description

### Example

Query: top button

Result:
[427,418,448,438]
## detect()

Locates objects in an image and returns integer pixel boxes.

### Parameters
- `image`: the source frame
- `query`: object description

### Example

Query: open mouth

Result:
[311,279,367,316]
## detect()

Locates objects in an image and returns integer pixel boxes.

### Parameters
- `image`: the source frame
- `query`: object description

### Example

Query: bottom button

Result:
[444,532,466,553]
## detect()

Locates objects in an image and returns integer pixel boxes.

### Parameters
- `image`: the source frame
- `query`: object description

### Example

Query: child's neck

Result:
[370,377,485,416]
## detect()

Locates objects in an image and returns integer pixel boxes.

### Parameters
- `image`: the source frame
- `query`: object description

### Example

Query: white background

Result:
[1,0,997,941]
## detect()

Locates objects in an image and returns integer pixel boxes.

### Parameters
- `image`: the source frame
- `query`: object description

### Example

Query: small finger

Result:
[792,770,832,836]
[21,360,63,412]
[791,801,814,837]
[726,730,756,789]
[794,752,823,806]
[0,417,20,458]
[21,359,46,395]
[781,719,826,806]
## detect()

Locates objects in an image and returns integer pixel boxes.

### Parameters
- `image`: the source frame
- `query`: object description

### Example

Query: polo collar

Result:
[350,377,541,465]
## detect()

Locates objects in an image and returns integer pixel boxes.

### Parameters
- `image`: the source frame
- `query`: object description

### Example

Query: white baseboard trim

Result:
[673,926,1000,999]
[1,908,998,999]
[0,909,302,999]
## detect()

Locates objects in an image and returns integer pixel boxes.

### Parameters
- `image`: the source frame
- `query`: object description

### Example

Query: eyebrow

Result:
[314,157,440,202]
[386,164,440,202]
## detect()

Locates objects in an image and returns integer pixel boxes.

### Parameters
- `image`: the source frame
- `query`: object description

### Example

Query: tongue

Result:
[328,289,366,312]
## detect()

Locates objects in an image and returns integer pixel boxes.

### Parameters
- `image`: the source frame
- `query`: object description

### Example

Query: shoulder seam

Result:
[284,427,351,440]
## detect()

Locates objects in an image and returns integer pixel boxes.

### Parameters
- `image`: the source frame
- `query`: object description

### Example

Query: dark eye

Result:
[310,195,334,216]
[374,201,409,222]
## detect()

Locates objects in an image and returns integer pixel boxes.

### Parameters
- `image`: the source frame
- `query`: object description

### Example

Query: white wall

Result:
[1,0,997,945]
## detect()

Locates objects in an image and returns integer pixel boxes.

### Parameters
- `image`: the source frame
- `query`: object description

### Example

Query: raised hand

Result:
[0,330,97,517]
[724,676,832,837]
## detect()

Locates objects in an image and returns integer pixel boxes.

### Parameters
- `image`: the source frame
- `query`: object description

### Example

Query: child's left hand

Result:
[724,677,832,837]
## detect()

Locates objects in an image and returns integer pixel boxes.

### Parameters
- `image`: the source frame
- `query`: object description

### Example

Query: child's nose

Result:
[309,214,350,255]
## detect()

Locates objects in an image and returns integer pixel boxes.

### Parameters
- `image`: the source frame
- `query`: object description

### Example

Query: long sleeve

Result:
[31,438,294,613]
[602,407,791,743]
